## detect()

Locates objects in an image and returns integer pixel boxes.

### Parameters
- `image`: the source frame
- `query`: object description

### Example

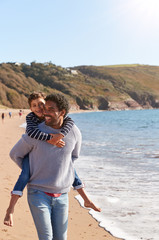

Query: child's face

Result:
[30,97,45,118]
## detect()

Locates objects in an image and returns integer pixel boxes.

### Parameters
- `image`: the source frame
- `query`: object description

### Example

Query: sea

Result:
[21,109,159,240]
[69,109,159,240]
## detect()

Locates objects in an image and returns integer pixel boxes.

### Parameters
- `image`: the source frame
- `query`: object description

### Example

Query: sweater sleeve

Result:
[60,116,74,136]
[26,112,52,141]
[10,134,34,169]
[71,126,82,162]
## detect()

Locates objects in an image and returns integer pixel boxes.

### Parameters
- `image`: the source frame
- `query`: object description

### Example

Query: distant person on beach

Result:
[1,112,4,122]
[4,92,100,230]
[19,110,22,117]
[9,112,12,118]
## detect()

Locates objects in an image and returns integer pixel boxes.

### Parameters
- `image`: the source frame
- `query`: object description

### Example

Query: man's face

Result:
[30,98,45,118]
[44,100,65,128]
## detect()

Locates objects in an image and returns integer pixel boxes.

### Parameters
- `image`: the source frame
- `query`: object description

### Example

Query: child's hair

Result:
[28,92,46,107]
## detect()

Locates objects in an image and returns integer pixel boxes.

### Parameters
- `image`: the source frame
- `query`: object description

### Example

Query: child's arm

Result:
[26,112,52,141]
[47,116,74,145]
[60,116,74,136]
[26,112,65,147]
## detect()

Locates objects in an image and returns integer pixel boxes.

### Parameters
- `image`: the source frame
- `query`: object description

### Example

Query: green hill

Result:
[0,62,159,110]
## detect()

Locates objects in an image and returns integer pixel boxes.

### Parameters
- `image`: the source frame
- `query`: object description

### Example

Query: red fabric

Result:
[44,192,62,198]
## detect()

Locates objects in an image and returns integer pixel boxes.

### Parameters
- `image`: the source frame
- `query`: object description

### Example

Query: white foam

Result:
[20,122,26,128]
[106,196,120,203]
[74,153,159,240]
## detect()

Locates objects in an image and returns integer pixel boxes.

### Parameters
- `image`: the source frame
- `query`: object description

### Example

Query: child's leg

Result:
[73,169,101,212]
[4,154,30,227]
[76,188,101,212]
[12,154,30,196]
[72,169,85,189]
[4,195,20,226]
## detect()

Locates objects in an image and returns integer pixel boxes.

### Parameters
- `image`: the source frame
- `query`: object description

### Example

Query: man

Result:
[10,93,82,240]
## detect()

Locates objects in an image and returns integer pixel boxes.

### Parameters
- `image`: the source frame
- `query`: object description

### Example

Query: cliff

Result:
[0,62,159,110]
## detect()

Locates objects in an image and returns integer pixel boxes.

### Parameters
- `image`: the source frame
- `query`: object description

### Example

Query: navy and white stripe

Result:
[61,116,74,136]
[26,112,74,141]
[26,112,51,140]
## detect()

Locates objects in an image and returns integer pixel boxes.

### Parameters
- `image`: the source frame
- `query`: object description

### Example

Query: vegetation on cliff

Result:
[0,62,159,110]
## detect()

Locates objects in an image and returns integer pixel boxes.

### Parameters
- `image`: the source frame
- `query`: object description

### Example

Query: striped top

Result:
[26,112,74,141]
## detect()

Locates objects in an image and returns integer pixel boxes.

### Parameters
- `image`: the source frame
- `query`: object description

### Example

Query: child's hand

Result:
[47,133,65,147]
[56,139,65,148]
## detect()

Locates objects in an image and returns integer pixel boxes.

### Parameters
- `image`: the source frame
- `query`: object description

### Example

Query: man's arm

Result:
[10,134,34,168]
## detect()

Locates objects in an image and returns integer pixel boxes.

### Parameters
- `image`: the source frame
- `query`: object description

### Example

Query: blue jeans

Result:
[27,189,68,240]
[12,154,30,196]
[12,154,83,196]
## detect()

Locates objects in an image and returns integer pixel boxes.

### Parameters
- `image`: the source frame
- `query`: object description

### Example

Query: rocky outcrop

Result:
[108,100,142,111]
[97,97,110,110]
[124,99,142,109]
[126,91,159,109]
[75,97,94,110]
[74,94,159,111]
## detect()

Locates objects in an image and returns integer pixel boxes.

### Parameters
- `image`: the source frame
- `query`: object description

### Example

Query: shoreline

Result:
[0,106,157,117]
[0,107,102,114]
[0,110,122,240]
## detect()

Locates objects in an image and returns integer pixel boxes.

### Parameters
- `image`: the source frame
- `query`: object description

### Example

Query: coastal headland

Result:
[1,63,159,112]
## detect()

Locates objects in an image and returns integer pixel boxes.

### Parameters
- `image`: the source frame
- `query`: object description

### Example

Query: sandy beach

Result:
[0,109,122,240]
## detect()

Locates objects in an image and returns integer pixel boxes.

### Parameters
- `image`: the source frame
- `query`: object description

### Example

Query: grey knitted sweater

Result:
[10,122,82,194]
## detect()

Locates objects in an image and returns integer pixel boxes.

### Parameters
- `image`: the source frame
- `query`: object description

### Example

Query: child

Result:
[4,92,101,227]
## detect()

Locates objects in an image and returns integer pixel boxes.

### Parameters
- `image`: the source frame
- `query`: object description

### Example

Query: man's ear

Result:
[60,109,66,117]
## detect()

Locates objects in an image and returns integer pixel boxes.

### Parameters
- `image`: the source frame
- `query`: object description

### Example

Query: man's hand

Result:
[47,133,65,148]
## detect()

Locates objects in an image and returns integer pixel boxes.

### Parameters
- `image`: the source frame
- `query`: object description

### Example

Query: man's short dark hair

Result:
[28,92,46,107]
[45,93,69,116]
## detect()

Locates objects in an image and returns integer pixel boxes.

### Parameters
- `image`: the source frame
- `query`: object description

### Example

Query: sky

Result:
[1,0,159,68]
